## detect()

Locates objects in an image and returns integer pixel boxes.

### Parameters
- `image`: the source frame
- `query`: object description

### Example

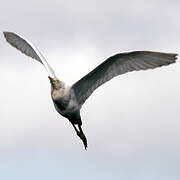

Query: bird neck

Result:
[52,80,65,90]
[51,82,69,100]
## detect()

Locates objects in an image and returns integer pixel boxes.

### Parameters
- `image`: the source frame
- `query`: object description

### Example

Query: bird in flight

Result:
[3,32,178,149]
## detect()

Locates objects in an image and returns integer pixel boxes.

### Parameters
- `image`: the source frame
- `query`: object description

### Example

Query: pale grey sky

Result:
[1,0,180,179]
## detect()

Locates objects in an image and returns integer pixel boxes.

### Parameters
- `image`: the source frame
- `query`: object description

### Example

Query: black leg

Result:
[70,122,88,150]
[77,124,88,150]
[71,122,79,134]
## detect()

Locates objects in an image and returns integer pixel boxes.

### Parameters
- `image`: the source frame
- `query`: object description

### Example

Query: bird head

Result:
[48,76,63,90]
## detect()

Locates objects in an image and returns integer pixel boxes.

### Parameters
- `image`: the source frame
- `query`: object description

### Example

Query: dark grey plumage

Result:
[72,51,177,105]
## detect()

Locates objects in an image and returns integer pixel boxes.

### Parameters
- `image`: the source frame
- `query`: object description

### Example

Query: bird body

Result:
[3,31,178,149]
[51,84,80,121]
[49,78,87,146]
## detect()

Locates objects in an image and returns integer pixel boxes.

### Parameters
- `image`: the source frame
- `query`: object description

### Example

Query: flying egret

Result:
[3,32,178,149]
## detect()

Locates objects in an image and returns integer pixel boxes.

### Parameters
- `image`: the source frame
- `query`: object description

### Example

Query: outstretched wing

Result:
[72,51,178,105]
[3,32,56,78]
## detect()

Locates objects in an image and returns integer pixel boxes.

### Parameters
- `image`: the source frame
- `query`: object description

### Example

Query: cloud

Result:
[1,0,180,179]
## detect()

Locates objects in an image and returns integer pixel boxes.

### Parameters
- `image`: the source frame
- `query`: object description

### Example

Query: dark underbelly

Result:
[64,111,82,125]
[54,99,69,111]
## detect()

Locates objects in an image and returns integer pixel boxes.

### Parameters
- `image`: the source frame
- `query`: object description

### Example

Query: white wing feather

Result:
[72,51,178,105]
[3,32,56,78]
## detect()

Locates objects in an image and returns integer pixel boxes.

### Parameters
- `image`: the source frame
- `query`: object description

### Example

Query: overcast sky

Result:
[1,0,180,179]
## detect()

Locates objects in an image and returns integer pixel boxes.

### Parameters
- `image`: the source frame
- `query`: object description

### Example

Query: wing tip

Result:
[3,31,8,39]
[3,31,11,36]
[168,53,178,64]
[174,53,178,60]
[3,31,16,42]
[142,51,178,63]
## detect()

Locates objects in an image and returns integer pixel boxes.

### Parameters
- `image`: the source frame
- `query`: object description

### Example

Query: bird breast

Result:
[51,87,80,116]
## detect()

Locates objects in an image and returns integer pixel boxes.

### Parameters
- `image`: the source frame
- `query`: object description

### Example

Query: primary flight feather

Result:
[3,31,178,149]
